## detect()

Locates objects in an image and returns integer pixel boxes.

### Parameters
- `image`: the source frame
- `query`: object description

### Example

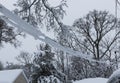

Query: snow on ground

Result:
[73,78,108,83]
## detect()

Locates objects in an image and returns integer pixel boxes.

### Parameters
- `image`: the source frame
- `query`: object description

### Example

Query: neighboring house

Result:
[0,69,28,83]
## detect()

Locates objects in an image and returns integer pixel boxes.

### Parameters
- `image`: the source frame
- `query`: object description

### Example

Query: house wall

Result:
[14,73,28,83]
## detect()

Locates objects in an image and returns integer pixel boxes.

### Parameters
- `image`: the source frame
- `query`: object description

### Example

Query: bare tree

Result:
[16,51,32,65]
[15,0,67,30]
[73,10,120,60]
[16,51,33,80]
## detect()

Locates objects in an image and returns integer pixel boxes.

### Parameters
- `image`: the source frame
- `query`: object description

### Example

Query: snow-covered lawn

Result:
[73,78,108,83]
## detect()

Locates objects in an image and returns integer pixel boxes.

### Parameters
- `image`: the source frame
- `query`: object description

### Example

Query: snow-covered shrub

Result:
[70,56,113,81]
[38,75,61,83]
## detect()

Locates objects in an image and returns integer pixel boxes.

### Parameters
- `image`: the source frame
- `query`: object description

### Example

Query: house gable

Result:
[0,69,28,83]
[14,73,28,83]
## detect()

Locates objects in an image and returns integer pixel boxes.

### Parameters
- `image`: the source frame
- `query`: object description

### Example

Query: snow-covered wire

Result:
[0,4,105,63]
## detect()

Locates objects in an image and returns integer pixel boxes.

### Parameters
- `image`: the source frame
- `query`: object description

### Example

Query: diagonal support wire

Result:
[0,3,105,63]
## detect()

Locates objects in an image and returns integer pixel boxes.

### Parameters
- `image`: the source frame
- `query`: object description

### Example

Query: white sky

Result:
[0,0,119,64]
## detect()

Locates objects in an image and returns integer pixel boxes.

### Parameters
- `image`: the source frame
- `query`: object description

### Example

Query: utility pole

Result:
[115,0,118,18]
[115,0,120,18]
[115,0,120,65]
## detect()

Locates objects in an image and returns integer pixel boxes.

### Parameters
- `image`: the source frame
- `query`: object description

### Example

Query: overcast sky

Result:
[0,0,119,64]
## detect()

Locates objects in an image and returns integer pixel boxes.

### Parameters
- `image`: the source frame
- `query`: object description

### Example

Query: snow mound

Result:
[73,78,108,83]
[107,68,120,83]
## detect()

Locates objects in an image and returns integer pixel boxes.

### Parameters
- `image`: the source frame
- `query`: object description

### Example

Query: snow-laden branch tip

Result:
[0,4,105,63]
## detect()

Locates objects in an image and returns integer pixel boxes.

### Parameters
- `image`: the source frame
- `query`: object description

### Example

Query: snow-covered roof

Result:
[0,69,25,83]
[73,78,108,83]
